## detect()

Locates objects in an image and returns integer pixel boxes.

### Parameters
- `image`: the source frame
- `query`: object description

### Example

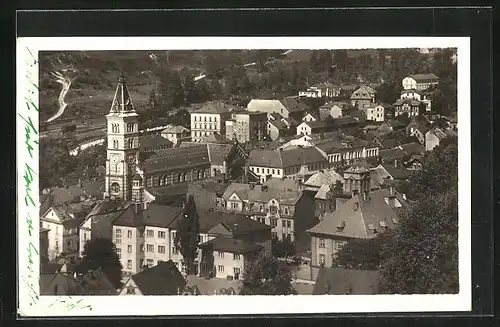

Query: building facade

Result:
[104,74,140,201]
[225,111,267,143]
[190,101,232,143]
[402,73,439,91]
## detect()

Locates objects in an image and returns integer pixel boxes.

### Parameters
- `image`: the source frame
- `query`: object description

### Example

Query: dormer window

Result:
[337,220,345,231]
[379,221,388,228]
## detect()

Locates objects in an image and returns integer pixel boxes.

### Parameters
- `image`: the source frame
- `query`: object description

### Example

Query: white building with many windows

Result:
[190,101,232,142]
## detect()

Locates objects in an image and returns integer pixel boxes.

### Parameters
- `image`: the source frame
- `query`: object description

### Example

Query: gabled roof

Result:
[305,169,343,188]
[379,163,411,180]
[408,73,439,82]
[313,267,380,295]
[248,149,283,167]
[40,180,104,212]
[222,183,301,206]
[162,125,190,134]
[248,147,327,169]
[427,127,448,140]
[185,275,242,295]
[131,260,186,295]
[320,101,348,109]
[307,189,403,238]
[82,200,128,240]
[379,148,407,161]
[247,99,286,114]
[141,144,210,172]
[75,269,117,295]
[298,120,328,130]
[350,85,376,99]
[400,142,424,156]
[393,98,422,106]
[207,143,234,166]
[199,236,263,254]
[139,134,173,151]
[280,96,309,113]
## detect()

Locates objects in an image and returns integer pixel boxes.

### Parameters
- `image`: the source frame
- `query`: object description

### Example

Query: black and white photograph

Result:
[16,36,473,316]
[37,47,459,294]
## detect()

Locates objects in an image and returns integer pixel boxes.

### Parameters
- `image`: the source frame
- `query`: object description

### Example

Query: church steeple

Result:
[104,72,140,201]
[110,72,135,113]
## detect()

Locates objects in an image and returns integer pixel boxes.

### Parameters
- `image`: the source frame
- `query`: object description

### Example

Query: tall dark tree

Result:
[77,238,123,289]
[240,252,296,295]
[40,136,78,189]
[379,139,458,294]
[333,233,392,270]
[157,69,184,110]
[272,238,296,259]
[174,195,200,275]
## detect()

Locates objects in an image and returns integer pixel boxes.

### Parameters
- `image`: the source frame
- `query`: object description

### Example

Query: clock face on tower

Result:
[127,154,136,164]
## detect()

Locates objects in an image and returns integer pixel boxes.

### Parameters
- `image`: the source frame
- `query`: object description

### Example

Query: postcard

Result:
[17,36,471,316]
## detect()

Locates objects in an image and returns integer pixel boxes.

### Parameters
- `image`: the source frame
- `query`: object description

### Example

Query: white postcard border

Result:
[16,36,471,316]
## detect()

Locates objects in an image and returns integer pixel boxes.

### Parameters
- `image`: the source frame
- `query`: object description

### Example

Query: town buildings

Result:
[161,125,191,145]
[319,101,346,120]
[247,146,330,184]
[190,101,232,143]
[393,98,424,117]
[350,85,376,109]
[247,96,309,121]
[225,110,267,143]
[363,103,385,122]
[298,83,341,98]
[402,73,439,91]
[307,186,406,278]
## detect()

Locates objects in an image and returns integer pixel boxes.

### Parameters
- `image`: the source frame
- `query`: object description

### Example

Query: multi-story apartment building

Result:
[221,181,316,244]
[225,110,267,143]
[400,89,432,112]
[350,85,376,109]
[110,202,271,277]
[190,101,232,142]
[307,187,406,279]
[364,104,385,122]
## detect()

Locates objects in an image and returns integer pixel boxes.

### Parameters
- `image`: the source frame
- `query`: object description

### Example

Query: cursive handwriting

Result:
[21,46,40,309]
[18,113,38,158]
[49,296,92,312]
[22,163,36,207]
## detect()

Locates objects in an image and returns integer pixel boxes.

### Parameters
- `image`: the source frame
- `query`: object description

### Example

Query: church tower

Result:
[104,73,140,201]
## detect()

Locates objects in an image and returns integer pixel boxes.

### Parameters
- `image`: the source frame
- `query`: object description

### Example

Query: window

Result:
[270,218,277,227]
[115,238,121,245]
[256,167,260,173]
[146,230,154,237]
[233,267,241,278]
[127,230,132,238]
[140,244,144,252]
[111,183,120,194]
[127,260,132,269]
[218,252,225,259]
[267,169,270,174]
[319,239,325,248]
[172,246,179,254]
[287,220,291,228]
[128,139,134,149]
[158,231,166,238]
[127,245,132,253]
[218,265,224,273]
[172,232,176,241]
[319,254,326,266]
[113,140,118,149]
[271,232,278,239]
[282,220,287,228]
[269,205,278,215]
[272,169,275,175]
[335,241,345,251]
[284,207,289,215]
[147,244,154,252]
[233,254,241,260]
[116,229,121,238]
[127,123,134,132]
[147,259,154,268]
[126,287,136,294]
[230,202,239,210]
[158,245,166,254]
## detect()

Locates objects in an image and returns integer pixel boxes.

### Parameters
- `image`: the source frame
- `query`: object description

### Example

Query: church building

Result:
[103,74,248,205]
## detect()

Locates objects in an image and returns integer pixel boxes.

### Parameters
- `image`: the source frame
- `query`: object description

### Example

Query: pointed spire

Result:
[110,72,135,113]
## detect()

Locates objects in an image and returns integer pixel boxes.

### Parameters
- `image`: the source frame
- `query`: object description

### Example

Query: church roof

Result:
[141,144,210,172]
[108,73,137,114]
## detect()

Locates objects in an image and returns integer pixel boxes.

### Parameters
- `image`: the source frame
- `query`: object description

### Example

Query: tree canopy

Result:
[77,238,123,289]
[379,138,459,294]
[240,252,296,295]
[174,195,200,275]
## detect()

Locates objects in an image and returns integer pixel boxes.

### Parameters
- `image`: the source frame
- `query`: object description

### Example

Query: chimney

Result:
[402,193,407,201]
[394,160,398,168]
[135,202,140,214]
[389,185,394,197]
[362,192,367,201]
[233,223,238,231]
[354,202,359,211]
